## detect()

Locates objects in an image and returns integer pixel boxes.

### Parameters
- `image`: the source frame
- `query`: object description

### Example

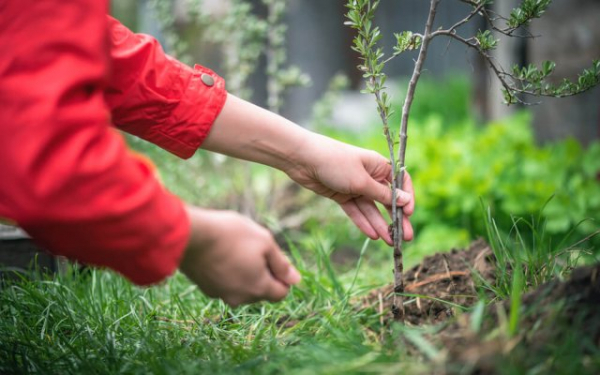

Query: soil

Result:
[440,263,600,373]
[360,239,600,373]
[361,238,495,325]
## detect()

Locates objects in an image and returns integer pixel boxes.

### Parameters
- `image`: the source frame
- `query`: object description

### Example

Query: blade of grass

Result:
[509,260,523,337]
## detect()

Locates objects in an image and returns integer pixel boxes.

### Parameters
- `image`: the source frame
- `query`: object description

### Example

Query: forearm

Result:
[202,93,317,172]
[201,93,415,244]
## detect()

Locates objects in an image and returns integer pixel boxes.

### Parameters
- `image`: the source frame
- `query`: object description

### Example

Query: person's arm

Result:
[203,94,415,245]
[0,4,300,306]
[101,16,413,245]
[104,16,227,159]
[176,93,413,307]
[102,16,302,302]
[0,0,189,285]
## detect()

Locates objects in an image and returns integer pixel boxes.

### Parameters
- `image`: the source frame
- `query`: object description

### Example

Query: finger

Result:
[384,208,413,239]
[382,189,411,219]
[262,276,291,303]
[355,198,393,245]
[265,244,301,286]
[401,172,415,217]
[364,150,392,184]
[385,177,413,215]
[361,178,393,206]
[224,297,243,308]
[402,215,414,241]
[341,201,379,240]
[362,178,412,209]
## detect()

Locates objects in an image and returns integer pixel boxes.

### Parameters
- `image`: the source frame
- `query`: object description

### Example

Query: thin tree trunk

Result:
[392,0,440,322]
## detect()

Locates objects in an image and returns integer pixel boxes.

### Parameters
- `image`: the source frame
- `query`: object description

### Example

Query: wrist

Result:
[284,132,352,177]
[182,206,213,256]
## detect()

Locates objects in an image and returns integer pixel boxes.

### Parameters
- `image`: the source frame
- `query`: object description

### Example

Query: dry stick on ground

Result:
[405,271,469,293]
[442,254,457,292]
[414,264,423,311]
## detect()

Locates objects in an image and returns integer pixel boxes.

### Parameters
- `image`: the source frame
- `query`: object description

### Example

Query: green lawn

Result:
[0,237,428,375]
[1,230,599,374]
[2,203,600,375]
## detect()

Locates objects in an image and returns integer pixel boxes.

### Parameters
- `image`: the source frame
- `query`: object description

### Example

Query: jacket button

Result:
[201,73,215,87]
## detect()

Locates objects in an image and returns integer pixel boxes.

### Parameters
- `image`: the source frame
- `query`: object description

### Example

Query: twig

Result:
[445,2,486,34]
[432,30,529,104]
[457,0,535,38]
[414,264,423,312]
[442,254,457,293]
[405,271,469,292]
[563,229,600,252]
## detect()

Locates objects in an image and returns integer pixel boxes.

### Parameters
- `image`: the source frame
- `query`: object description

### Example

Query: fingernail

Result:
[285,267,302,285]
[396,190,410,203]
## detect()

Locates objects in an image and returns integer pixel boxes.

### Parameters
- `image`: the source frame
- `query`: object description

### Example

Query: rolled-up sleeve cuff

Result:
[152,64,227,159]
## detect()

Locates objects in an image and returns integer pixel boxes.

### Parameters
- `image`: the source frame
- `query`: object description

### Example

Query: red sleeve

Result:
[105,16,227,159]
[0,0,190,285]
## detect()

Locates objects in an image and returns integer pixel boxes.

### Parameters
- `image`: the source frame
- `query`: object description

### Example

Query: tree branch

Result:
[456,0,536,38]
[436,2,486,37]
[434,30,520,103]
[434,30,600,104]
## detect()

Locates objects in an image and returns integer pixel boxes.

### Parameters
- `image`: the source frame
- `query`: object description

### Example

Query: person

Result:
[0,1,414,307]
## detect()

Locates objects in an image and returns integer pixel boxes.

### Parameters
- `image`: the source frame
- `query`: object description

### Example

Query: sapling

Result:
[345,0,600,321]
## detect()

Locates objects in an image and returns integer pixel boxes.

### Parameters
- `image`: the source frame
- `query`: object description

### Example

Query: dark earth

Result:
[360,239,600,373]
[439,262,600,373]
[361,238,495,325]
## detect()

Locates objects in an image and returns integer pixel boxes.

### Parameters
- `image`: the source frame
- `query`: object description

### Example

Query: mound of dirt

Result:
[361,238,495,325]
[360,238,600,373]
[440,264,600,373]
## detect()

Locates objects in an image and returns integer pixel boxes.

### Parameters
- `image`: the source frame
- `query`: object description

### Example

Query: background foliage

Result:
[319,76,600,255]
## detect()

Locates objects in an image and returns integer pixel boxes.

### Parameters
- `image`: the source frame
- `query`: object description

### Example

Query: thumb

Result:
[265,246,301,286]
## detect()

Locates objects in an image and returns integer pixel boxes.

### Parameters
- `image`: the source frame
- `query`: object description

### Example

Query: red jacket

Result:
[0,1,227,284]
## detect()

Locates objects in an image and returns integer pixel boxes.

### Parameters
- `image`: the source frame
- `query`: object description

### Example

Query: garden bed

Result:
[361,238,495,325]
[439,262,600,373]
[360,239,600,373]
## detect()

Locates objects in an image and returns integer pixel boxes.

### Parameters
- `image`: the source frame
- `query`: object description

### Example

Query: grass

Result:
[479,197,598,301]
[0,238,426,375]
[2,213,599,374]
